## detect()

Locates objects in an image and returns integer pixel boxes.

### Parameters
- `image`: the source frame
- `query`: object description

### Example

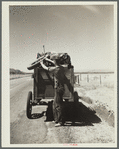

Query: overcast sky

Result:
[9,4,115,72]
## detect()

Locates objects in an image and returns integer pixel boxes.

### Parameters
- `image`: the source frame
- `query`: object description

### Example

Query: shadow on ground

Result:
[45,100,101,126]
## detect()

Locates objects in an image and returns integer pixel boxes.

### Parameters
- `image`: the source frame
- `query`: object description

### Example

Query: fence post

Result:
[75,76,77,84]
[87,75,89,82]
[78,75,79,84]
[100,75,101,85]
[80,74,82,81]
[74,76,76,84]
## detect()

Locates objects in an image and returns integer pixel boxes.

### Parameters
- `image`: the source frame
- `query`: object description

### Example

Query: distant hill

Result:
[10,68,32,74]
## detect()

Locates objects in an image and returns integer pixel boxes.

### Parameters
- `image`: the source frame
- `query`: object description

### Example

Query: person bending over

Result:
[40,57,65,127]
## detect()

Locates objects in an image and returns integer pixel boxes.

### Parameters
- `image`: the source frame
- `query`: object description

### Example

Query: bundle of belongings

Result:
[27,52,72,70]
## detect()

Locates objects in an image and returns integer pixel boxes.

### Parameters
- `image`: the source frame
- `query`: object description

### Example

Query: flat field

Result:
[10,74,32,80]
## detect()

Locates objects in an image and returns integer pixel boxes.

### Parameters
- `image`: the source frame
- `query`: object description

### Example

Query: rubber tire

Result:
[26,91,32,119]
[74,91,79,102]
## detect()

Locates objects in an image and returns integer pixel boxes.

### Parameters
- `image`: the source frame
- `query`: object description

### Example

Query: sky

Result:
[9,4,115,72]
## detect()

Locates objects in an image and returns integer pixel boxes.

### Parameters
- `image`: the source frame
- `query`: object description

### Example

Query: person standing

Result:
[40,56,65,127]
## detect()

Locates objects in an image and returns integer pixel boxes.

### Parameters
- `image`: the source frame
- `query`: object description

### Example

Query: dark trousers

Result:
[53,86,65,123]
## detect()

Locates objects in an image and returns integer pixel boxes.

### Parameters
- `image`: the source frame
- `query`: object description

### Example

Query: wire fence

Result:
[74,73,114,87]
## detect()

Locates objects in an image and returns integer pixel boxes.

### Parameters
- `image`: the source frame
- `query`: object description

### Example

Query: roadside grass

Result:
[79,81,114,90]
[74,74,115,127]
[75,80,114,110]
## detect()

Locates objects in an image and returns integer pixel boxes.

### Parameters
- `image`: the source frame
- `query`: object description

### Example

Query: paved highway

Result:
[10,77,115,145]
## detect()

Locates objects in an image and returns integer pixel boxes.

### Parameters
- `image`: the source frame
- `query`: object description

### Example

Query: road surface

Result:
[10,77,115,144]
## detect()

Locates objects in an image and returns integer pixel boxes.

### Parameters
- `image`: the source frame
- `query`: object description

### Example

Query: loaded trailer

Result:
[26,65,76,119]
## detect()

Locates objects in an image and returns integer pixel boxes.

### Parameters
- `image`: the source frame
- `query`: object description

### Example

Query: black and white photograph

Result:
[2,1,117,147]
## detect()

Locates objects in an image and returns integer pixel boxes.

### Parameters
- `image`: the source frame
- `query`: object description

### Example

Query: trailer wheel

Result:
[74,91,79,102]
[26,91,32,119]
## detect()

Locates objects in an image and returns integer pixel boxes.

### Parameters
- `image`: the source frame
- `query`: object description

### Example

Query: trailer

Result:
[26,53,76,119]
